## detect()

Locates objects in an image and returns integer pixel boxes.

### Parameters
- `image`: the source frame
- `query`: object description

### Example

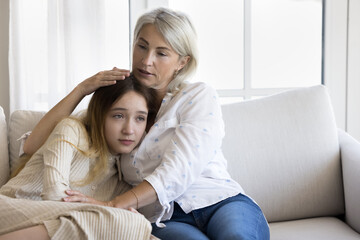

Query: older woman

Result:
[23,7,270,240]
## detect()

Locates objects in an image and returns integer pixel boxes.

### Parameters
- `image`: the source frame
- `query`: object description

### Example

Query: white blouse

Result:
[121,82,244,226]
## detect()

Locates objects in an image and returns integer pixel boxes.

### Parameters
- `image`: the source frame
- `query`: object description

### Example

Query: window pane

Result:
[251,0,322,88]
[169,0,244,89]
[104,0,130,70]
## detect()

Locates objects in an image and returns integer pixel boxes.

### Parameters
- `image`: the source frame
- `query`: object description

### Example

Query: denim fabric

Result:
[152,193,270,240]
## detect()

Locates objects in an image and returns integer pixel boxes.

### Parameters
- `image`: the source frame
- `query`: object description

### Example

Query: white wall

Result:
[0,0,9,120]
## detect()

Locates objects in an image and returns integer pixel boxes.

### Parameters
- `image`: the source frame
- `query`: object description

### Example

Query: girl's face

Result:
[104,91,148,155]
[132,24,189,95]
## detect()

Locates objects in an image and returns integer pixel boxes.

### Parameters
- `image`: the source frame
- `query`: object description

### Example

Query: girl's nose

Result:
[122,120,135,135]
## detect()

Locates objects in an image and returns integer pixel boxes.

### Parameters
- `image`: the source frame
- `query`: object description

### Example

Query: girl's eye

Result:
[137,116,147,122]
[113,114,124,119]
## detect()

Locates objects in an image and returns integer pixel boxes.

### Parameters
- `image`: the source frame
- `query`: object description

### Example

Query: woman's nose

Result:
[142,52,153,66]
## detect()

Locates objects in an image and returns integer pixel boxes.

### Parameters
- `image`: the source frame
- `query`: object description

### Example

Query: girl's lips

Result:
[119,140,134,146]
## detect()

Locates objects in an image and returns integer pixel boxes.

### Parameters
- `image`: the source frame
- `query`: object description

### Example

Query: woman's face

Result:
[104,91,148,155]
[132,24,188,94]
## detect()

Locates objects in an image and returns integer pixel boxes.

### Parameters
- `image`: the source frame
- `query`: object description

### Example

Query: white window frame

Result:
[323,0,348,130]
[324,0,360,141]
[346,0,360,140]
[219,0,305,100]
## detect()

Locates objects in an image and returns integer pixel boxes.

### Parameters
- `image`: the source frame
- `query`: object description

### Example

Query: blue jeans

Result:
[151,193,270,240]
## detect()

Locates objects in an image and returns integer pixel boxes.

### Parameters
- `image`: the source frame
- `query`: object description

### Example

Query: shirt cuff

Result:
[144,175,172,227]
[17,131,32,157]
[144,175,167,206]
[41,183,69,201]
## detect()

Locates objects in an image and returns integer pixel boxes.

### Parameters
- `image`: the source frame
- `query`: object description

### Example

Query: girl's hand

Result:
[77,67,130,96]
[63,190,112,207]
[128,207,140,214]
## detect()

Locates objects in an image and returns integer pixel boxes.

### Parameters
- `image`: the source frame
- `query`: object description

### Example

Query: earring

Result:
[173,69,179,78]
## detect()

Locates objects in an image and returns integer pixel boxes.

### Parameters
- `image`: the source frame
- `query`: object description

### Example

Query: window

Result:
[9,0,130,112]
[250,0,322,89]
[10,0,324,111]
[132,0,323,103]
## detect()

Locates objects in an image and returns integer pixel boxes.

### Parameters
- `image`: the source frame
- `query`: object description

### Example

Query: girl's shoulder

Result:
[52,117,88,141]
[56,117,84,130]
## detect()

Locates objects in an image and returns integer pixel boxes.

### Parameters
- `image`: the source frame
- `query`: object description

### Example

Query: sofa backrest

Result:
[221,85,344,223]
[8,110,45,174]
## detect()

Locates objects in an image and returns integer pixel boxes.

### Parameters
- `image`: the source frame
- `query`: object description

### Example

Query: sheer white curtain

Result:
[9,0,130,113]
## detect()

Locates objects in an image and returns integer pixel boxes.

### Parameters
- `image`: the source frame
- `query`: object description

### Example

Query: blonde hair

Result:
[133,7,198,94]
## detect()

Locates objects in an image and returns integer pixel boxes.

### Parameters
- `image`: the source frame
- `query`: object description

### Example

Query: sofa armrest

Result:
[0,106,10,187]
[338,129,360,233]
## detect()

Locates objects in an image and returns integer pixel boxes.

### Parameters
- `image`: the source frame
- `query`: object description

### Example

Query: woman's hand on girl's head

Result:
[63,189,112,207]
[76,68,130,96]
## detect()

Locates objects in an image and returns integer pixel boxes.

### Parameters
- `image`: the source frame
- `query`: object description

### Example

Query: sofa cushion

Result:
[8,110,45,173]
[221,85,344,222]
[0,106,9,186]
[270,217,360,240]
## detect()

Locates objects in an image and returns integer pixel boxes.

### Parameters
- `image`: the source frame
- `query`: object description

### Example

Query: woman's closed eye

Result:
[157,51,167,57]
[137,44,147,50]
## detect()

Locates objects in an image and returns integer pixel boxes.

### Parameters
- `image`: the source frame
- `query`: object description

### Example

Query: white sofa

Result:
[1,85,360,239]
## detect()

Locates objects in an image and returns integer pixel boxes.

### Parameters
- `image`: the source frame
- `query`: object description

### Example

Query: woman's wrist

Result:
[129,189,139,209]
[73,83,89,98]
[111,191,138,209]
[110,181,157,209]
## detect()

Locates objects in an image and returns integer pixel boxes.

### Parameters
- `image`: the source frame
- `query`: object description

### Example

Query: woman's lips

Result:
[138,68,153,76]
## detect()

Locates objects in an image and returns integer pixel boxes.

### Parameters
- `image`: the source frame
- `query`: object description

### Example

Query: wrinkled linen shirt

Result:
[121,82,244,226]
